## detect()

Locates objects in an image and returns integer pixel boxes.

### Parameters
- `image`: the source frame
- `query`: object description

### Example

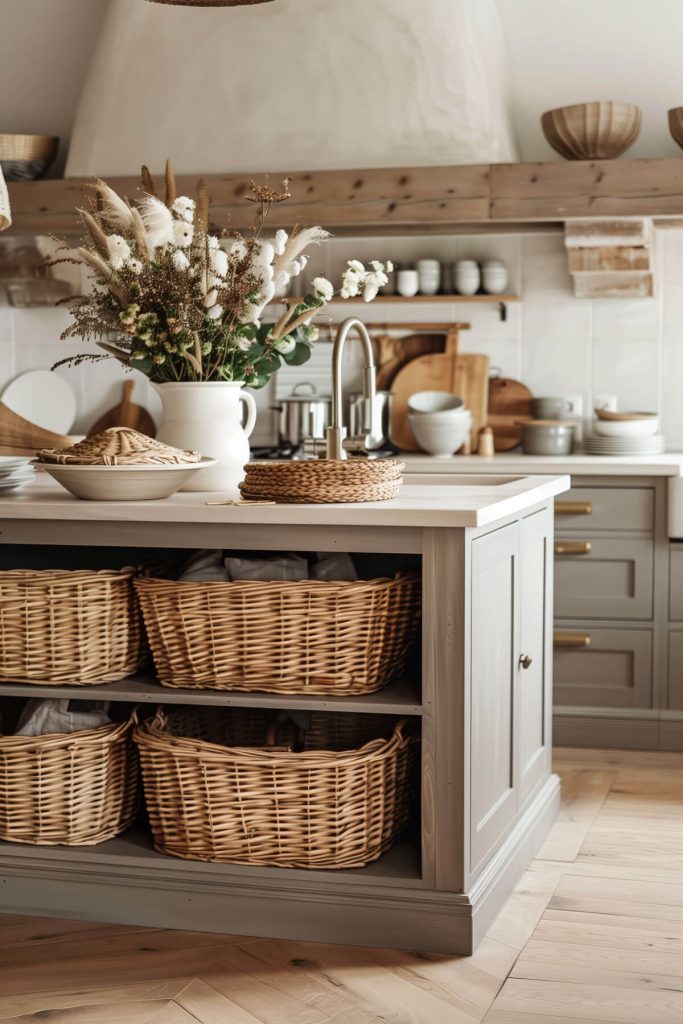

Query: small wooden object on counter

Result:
[135,706,418,868]
[240,456,404,503]
[0,401,71,456]
[477,426,495,456]
[88,380,156,438]
[0,716,137,846]
[135,571,420,694]
[487,375,533,451]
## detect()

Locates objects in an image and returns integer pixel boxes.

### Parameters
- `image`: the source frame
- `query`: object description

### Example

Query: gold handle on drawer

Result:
[554,631,592,648]
[554,540,592,555]
[555,500,592,516]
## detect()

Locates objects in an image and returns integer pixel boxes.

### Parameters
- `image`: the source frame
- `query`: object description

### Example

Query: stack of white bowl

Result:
[585,410,665,456]
[0,456,35,492]
[407,391,472,456]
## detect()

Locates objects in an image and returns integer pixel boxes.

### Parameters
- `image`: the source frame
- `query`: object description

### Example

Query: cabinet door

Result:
[554,537,653,620]
[470,521,519,870]
[554,627,653,708]
[669,631,683,710]
[518,508,553,805]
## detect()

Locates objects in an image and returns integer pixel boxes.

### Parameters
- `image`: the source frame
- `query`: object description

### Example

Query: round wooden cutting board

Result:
[487,376,533,451]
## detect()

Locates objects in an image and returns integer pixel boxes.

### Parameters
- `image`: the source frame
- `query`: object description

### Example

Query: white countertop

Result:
[401,452,683,477]
[0,473,570,529]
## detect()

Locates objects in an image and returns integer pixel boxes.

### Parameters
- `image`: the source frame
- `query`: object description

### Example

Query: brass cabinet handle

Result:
[555,501,593,516]
[519,654,533,670]
[554,631,592,648]
[554,540,592,555]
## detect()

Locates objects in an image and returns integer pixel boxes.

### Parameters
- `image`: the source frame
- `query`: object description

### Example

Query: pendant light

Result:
[147,1,275,6]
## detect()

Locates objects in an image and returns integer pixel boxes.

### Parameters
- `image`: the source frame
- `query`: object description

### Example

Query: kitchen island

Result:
[0,472,568,954]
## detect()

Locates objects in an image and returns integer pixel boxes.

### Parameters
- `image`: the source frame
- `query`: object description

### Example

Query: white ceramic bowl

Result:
[39,458,217,501]
[408,390,464,414]
[408,410,472,456]
[594,417,659,437]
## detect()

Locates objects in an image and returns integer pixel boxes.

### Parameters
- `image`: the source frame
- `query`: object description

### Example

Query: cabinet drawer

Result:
[555,537,653,620]
[670,547,683,622]
[669,631,683,711]
[555,486,654,533]
[554,626,653,708]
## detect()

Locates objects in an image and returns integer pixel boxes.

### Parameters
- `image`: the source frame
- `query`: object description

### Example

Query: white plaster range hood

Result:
[66,0,518,178]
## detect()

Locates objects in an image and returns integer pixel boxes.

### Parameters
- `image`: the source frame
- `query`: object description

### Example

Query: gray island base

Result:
[0,473,568,954]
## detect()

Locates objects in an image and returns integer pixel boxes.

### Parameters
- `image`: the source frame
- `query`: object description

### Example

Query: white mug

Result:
[397,269,419,297]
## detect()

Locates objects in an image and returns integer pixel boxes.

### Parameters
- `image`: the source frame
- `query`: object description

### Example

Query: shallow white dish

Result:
[594,417,659,437]
[38,458,217,501]
[583,434,665,455]
[408,391,464,414]
[408,410,472,456]
[1,371,76,434]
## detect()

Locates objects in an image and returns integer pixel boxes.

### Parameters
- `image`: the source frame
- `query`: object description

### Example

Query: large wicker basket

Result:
[135,571,420,694]
[135,707,419,868]
[0,568,141,685]
[0,716,137,846]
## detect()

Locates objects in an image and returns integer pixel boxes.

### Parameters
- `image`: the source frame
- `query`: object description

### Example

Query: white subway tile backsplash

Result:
[3,227,683,450]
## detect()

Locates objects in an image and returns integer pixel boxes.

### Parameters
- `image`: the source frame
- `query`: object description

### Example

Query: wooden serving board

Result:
[487,376,534,451]
[88,380,156,438]
[0,402,72,456]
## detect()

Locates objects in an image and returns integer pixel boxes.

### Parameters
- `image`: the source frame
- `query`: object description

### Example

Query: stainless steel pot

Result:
[272,383,331,447]
[348,390,393,450]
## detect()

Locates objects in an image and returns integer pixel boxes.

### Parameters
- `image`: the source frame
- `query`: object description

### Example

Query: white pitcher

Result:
[154,381,257,494]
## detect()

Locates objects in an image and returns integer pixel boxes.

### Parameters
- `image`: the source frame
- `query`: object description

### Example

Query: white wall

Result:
[66,0,517,176]
[0,0,109,176]
[497,0,683,160]
[4,227,683,450]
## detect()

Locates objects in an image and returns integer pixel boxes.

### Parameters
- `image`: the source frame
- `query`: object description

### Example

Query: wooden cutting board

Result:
[88,380,156,438]
[455,353,489,450]
[389,329,461,451]
[488,375,534,451]
[375,333,445,390]
[0,402,72,456]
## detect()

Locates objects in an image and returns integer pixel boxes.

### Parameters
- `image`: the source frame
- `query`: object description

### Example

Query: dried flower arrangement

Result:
[53,161,391,387]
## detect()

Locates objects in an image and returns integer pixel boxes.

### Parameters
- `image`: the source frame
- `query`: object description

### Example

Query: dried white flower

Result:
[173,220,194,249]
[206,304,223,320]
[106,234,130,270]
[204,289,218,307]
[363,281,380,302]
[341,266,361,299]
[172,196,195,223]
[312,276,334,303]
[275,336,296,354]
[126,258,143,275]
[230,240,248,261]
[207,236,220,250]
[251,241,275,269]
[273,229,288,256]
[238,337,253,352]
[347,259,365,274]
[209,247,228,278]
[172,250,190,272]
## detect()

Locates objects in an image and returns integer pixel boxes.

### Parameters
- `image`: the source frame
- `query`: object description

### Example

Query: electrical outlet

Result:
[594,394,618,412]
[563,394,584,418]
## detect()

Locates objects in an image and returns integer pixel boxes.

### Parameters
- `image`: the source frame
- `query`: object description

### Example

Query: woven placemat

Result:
[38,427,202,466]
[240,458,404,504]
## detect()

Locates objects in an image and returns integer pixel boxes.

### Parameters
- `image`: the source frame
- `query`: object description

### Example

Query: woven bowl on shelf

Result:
[0,716,137,846]
[0,134,59,181]
[541,102,641,160]
[135,570,421,694]
[668,108,683,151]
[240,457,404,504]
[135,706,418,868]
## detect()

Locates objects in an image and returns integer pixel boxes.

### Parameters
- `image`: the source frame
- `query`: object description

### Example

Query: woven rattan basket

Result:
[135,571,420,694]
[0,569,141,684]
[135,706,418,868]
[239,457,404,503]
[0,716,137,846]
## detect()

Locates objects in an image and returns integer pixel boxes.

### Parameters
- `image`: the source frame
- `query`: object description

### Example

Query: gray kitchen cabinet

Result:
[469,506,553,872]
[554,626,653,708]
[669,546,683,621]
[554,536,654,620]
[668,630,683,711]
[555,485,654,534]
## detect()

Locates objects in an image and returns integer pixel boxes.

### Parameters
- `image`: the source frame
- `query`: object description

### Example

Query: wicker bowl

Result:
[0,134,59,181]
[240,457,404,504]
[668,108,683,151]
[541,102,641,160]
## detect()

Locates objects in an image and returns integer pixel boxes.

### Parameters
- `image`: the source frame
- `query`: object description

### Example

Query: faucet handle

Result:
[343,435,373,455]
[302,436,328,458]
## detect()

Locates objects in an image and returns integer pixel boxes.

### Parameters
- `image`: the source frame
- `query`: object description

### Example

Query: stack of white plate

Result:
[583,434,666,456]
[0,457,35,492]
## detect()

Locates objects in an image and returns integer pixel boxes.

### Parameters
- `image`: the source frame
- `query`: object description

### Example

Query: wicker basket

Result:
[0,716,137,846]
[135,571,420,694]
[0,569,141,684]
[135,706,419,868]
[239,458,404,503]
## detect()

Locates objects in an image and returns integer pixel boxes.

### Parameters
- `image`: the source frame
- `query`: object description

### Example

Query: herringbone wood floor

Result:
[0,746,682,1023]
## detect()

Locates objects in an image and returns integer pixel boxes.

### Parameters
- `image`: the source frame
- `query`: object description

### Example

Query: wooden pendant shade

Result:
[147,1,274,6]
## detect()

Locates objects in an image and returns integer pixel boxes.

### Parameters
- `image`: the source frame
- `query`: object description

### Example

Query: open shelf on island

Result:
[0,826,422,888]
[0,673,422,716]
